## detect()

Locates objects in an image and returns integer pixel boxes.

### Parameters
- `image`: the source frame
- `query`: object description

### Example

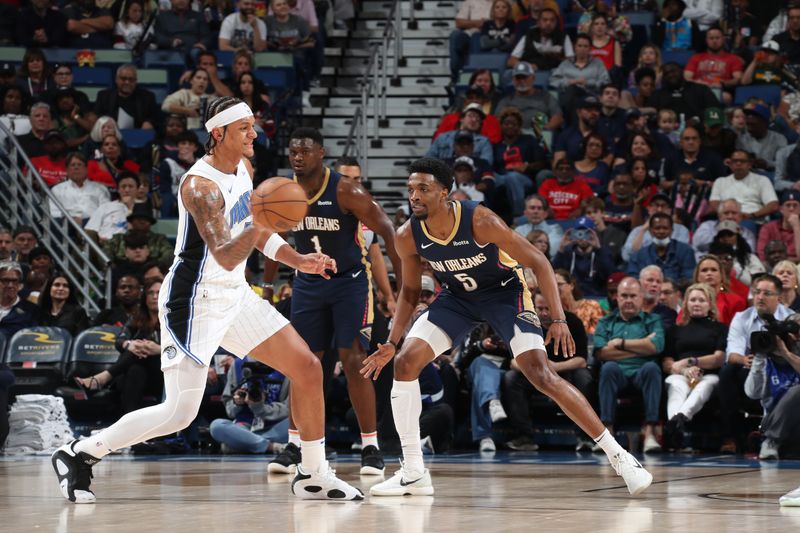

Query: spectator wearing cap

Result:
[494,62,563,132]
[713,220,766,287]
[0,63,16,89]
[478,0,515,53]
[434,96,501,144]
[622,192,691,262]
[104,203,173,264]
[684,26,744,105]
[17,0,68,48]
[663,125,726,186]
[49,152,110,225]
[550,33,610,112]
[627,212,697,282]
[9,226,38,266]
[709,149,779,221]
[552,216,614,297]
[581,196,626,265]
[63,0,115,49]
[492,107,547,216]
[507,7,572,71]
[449,0,493,81]
[735,104,788,171]
[742,41,794,88]
[85,172,139,243]
[427,127,494,166]
[95,65,159,130]
[648,63,720,126]
[514,194,563,258]
[16,102,53,158]
[702,107,738,159]
[552,95,602,166]
[52,87,91,149]
[538,158,594,221]
[693,199,757,258]
[29,130,68,187]
[757,190,800,263]
[157,131,200,218]
[111,230,152,285]
[773,5,800,66]
[605,271,627,310]
[451,156,495,202]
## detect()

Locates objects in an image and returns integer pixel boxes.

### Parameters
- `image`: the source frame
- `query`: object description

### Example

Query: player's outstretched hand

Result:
[545,322,575,358]
[297,253,337,279]
[361,343,396,381]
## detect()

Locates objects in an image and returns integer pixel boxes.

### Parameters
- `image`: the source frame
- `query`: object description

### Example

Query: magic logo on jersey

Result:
[427,253,488,273]
[228,191,252,227]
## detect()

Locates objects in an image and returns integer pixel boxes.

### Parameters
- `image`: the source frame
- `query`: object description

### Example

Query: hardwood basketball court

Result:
[2,452,798,532]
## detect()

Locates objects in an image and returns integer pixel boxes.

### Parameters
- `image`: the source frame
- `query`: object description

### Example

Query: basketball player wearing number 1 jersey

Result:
[362,157,653,497]
[269,128,401,476]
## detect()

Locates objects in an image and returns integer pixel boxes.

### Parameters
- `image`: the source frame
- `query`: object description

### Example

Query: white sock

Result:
[361,432,379,449]
[288,429,301,447]
[593,428,625,458]
[74,434,112,459]
[391,379,424,475]
[300,438,328,474]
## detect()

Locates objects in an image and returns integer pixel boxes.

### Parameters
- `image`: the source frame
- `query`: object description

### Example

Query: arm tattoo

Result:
[182,176,262,270]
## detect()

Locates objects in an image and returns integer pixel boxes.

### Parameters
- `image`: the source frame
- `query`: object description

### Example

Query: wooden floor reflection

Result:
[2,453,800,532]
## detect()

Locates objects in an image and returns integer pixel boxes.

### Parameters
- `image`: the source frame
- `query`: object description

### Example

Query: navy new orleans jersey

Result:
[410,200,525,298]
[290,167,373,352]
[407,201,544,358]
[292,167,369,278]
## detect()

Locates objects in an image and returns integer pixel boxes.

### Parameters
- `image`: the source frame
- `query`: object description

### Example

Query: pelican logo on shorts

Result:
[517,311,541,328]
[164,346,178,360]
[360,326,372,341]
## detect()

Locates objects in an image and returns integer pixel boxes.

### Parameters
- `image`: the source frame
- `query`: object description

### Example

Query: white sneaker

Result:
[610,452,653,496]
[370,464,434,496]
[479,437,496,452]
[488,399,507,423]
[780,486,800,506]
[643,434,661,454]
[759,439,779,460]
[420,435,435,455]
[291,465,364,501]
[51,440,99,504]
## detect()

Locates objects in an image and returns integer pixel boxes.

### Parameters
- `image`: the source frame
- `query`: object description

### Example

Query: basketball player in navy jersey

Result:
[51,98,363,503]
[363,157,653,497]
[269,128,401,476]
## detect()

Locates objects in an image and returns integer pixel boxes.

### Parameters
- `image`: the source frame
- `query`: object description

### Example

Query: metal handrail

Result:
[0,122,113,315]
[342,0,405,171]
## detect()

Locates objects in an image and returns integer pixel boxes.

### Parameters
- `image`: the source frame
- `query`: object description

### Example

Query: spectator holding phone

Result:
[553,216,615,298]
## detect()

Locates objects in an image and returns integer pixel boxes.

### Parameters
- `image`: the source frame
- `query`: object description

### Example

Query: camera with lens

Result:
[572,228,592,241]
[750,314,800,354]
[234,361,281,403]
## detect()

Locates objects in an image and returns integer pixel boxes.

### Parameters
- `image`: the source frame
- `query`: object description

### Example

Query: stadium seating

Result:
[734,85,782,107]
[3,327,72,395]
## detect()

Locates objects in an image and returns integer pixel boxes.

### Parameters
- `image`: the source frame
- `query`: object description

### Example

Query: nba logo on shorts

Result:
[517,311,541,328]
[164,346,177,360]
[360,326,372,342]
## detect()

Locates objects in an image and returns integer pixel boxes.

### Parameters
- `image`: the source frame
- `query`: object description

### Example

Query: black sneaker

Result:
[51,439,100,503]
[664,413,688,450]
[268,442,301,474]
[505,435,539,451]
[359,445,385,475]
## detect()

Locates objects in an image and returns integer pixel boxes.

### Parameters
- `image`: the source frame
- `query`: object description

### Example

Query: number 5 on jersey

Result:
[454,273,477,291]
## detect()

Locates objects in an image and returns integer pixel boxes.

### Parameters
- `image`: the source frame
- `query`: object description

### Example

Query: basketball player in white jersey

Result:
[52,97,363,503]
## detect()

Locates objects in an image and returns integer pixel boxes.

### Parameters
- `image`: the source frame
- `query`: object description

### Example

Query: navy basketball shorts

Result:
[407,287,545,359]
[291,272,373,352]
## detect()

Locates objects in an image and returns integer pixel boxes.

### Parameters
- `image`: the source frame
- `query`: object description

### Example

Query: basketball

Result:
[251,177,308,231]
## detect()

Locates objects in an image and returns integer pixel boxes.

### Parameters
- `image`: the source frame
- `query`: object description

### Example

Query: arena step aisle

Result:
[318,0,459,209]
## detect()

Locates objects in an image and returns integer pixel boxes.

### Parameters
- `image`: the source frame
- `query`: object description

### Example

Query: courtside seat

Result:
[4,327,72,395]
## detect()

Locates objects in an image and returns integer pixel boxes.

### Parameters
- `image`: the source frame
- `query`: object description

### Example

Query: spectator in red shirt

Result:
[538,158,594,220]
[29,130,68,187]
[87,134,141,190]
[684,26,744,105]
[433,89,502,143]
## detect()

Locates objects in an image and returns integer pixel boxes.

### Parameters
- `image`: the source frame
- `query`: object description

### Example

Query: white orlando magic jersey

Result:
[162,157,254,303]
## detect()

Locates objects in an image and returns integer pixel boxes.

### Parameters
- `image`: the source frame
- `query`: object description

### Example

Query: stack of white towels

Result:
[4,395,74,454]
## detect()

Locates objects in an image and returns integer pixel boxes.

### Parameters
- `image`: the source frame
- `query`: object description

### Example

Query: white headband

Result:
[205,102,254,132]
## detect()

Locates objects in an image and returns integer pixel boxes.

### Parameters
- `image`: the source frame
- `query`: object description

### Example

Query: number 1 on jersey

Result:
[310,235,323,254]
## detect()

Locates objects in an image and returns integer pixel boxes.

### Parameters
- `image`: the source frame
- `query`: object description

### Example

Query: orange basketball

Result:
[251,177,307,231]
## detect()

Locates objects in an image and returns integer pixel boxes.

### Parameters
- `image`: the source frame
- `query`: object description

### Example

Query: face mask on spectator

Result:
[652,237,671,247]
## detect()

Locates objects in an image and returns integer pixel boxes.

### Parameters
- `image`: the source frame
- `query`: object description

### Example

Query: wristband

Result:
[688,356,698,367]
[262,232,287,260]
[552,319,567,325]
[386,340,398,351]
